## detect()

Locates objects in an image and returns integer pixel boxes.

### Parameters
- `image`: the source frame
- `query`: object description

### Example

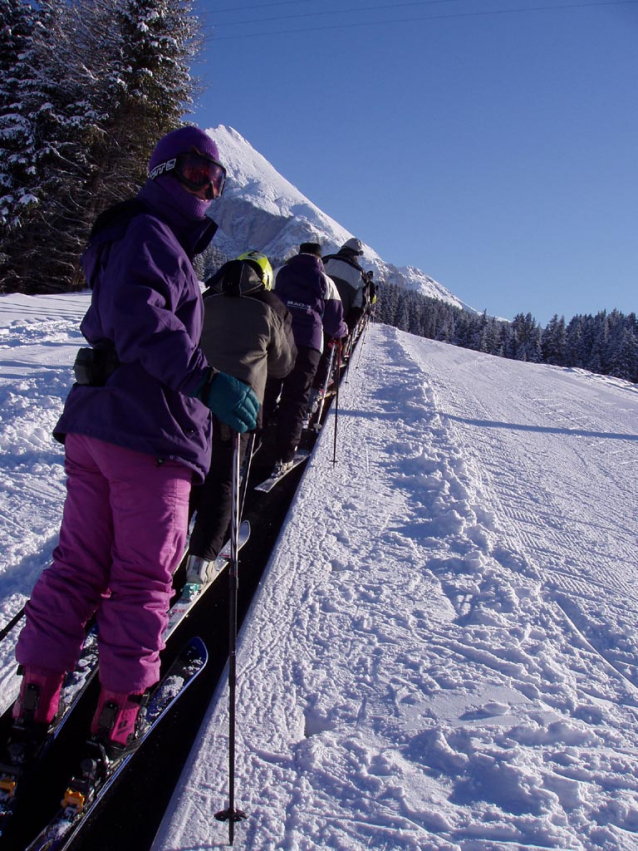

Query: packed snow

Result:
[1,293,637,851]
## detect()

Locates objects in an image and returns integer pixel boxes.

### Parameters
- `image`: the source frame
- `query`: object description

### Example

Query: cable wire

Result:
[206,0,313,13]
[211,0,472,27]
[206,0,638,40]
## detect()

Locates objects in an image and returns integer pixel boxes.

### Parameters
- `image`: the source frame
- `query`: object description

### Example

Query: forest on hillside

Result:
[375,284,638,384]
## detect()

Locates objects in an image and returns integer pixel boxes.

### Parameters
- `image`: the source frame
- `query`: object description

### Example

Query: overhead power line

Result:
[211,0,473,27]
[205,0,313,13]
[206,0,638,40]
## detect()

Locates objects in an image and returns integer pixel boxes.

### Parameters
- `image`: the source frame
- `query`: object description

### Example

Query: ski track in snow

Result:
[1,296,638,850]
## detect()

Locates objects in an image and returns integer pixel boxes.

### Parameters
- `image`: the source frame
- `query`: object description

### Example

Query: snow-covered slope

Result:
[1,295,637,850]
[151,324,638,851]
[207,125,472,311]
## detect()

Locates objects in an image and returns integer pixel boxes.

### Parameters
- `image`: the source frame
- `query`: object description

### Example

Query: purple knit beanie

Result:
[148,126,222,220]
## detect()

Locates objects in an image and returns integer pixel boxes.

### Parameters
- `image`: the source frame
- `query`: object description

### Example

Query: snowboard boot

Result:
[90,688,147,759]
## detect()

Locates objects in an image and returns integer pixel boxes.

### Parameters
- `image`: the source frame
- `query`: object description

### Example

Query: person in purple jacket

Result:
[264,242,347,477]
[8,126,259,758]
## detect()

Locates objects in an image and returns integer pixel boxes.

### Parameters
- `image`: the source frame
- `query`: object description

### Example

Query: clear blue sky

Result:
[189,0,637,325]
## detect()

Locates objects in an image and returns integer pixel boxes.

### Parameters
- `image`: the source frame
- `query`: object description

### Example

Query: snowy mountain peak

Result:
[205,125,473,311]
[209,125,308,217]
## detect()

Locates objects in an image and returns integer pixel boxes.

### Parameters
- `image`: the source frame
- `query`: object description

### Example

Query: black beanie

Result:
[299,242,322,257]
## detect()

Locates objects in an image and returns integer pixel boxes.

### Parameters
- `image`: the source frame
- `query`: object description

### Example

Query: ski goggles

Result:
[150,152,227,199]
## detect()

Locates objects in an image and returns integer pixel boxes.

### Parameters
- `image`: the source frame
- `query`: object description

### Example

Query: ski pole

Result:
[343,331,353,384]
[239,432,256,522]
[0,607,25,643]
[354,316,370,371]
[344,317,363,383]
[215,430,247,844]
[332,340,342,465]
[313,343,336,430]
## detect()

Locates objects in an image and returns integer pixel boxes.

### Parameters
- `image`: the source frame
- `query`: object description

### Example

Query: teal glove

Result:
[195,370,259,433]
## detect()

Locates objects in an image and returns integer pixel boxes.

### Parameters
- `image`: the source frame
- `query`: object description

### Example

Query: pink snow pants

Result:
[16,434,192,693]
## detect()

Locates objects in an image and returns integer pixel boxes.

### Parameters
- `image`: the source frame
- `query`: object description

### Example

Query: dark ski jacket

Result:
[273,253,347,352]
[200,261,297,404]
[53,178,218,483]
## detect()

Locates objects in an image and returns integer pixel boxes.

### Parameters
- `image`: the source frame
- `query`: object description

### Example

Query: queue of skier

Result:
[2,124,377,772]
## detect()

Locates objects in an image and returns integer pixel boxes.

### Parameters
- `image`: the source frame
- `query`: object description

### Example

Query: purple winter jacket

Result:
[53,179,217,483]
[273,253,347,352]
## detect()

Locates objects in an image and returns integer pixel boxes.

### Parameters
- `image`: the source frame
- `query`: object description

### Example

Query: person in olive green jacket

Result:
[186,251,296,581]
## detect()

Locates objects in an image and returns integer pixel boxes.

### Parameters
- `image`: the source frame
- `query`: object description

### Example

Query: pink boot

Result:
[12,667,65,727]
[91,688,146,753]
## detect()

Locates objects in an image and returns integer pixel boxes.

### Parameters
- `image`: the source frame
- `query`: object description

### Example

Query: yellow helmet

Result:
[236,250,273,290]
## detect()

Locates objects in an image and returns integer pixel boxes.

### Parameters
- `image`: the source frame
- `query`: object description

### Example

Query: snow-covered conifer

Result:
[0,0,203,293]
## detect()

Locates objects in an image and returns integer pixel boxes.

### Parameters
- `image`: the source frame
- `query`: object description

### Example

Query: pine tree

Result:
[395,292,410,332]
[586,311,609,374]
[1,0,106,291]
[85,0,202,217]
[517,313,542,363]
[0,0,203,293]
[541,314,567,366]
[606,312,638,382]
[0,0,39,243]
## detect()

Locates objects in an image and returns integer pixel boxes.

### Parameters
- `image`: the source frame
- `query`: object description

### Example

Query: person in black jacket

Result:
[363,270,377,316]
[186,251,296,581]
[322,237,367,332]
